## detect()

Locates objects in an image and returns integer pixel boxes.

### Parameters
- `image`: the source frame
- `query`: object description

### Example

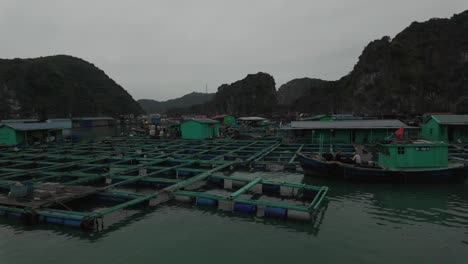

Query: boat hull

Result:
[297,153,466,183]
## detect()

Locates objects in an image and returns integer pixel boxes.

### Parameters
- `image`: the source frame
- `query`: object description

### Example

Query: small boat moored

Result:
[298,140,467,183]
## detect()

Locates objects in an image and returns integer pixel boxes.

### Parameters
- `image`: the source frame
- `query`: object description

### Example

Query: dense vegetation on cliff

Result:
[0,55,143,119]
[296,10,468,115]
[210,72,277,116]
[340,11,468,115]
[164,72,278,116]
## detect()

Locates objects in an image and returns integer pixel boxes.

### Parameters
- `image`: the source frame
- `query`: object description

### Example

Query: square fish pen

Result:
[0,136,329,230]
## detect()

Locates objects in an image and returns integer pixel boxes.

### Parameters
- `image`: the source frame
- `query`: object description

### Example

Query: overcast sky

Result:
[1,0,467,101]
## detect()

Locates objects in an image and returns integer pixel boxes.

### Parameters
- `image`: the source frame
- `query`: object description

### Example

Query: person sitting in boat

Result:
[352,152,362,165]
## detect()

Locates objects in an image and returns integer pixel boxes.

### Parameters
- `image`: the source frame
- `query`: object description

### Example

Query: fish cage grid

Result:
[0,137,328,230]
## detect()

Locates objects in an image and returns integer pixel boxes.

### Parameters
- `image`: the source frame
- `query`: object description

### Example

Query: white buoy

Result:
[287,210,311,221]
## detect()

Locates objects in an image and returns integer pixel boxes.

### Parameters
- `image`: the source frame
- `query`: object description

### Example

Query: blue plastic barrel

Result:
[234,203,256,213]
[44,216,63,224]
[262,184,280,194]
[63,219,82,227]
[196,197,218,206]
[264,207,287,219]
[7,211,23,220]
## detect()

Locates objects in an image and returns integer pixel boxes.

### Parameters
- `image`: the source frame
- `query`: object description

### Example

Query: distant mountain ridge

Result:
[138,92,214,114]
[268,10,468,115]
[0,55,143,119]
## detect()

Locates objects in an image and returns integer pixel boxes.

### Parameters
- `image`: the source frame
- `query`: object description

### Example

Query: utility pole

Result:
[205,83,208,94]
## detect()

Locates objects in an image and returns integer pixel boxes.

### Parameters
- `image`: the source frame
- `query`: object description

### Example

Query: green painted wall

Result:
[0,126,17,145]
[181,121,219,140]
[223,116,236,125]
[308,129,398,144]
[378,143,448,169]
[0,128,64,145]
[320,116,333,121]
[421,117,468,143]
[421,118,444,142]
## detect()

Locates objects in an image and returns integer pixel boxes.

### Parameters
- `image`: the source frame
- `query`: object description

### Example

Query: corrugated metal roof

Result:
[238,117,266,121]
[0,122,67,131]
[432,115,468,125]
[185,118,219,124]
[1,119,39,123]
[211,115,228,119]
[72,117,114,121]
[301,115,328,121]
[288,119,410,129]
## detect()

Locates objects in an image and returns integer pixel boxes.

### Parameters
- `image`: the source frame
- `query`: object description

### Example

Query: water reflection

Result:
[305,177,468,229]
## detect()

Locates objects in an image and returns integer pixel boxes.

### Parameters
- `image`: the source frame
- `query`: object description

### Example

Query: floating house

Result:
[72,117,115,128]
[237,117,269,127]
[181,118,220,140]
[0,123,65,146]
[211,115,236,126]
[378,141,448,170]
[284,119,414,144]
[300,115,333,121]
[421,115,468,143]
[47,118,72,136]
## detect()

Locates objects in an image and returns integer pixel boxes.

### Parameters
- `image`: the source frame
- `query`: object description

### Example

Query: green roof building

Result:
[421,115,468,143]
[211,115,236,126]
[283,120,415,144]
[181,118,220,140]
[301,115,333,121]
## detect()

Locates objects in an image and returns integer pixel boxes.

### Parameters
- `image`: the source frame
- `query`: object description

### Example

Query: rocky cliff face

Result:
[211,72,278,116]
[287,10,468,115]
[0,55,144,119]
[277,78,330,106]
[340,10,468,115]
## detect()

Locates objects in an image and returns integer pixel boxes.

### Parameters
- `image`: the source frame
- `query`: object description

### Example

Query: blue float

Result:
[63,219,82,227]
[234,203,256,213]
[262,184,280,194]
[44,216,63,224]
[264,207,287,219]
[196,197,218,206]
[6,211,23,220]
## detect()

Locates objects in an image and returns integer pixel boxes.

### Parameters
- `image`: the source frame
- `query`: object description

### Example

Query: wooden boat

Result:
[297,141,467,183]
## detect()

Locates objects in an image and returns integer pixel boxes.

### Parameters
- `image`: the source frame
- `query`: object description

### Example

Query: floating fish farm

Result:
[0,137,330,230]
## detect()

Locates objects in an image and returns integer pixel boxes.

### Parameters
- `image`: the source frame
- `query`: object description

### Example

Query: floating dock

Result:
[0,137,328,230]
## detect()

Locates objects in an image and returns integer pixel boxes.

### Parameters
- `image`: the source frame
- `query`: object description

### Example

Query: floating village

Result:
[0,113,467,230]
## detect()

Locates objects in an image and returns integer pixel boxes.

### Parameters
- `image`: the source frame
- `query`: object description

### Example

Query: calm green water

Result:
[0,170,467,264]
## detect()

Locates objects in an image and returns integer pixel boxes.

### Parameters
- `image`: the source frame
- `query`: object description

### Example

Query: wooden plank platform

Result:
[0,184,97,209]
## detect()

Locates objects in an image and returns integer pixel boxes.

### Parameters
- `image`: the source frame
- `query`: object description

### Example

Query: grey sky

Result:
[1,0,467,101]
